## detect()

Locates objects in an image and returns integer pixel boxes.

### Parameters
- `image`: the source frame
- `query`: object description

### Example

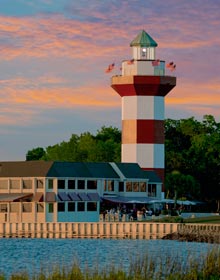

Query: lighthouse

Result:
[111,30,176,195]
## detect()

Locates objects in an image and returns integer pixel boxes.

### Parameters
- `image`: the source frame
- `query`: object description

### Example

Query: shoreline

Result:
[162,230,220,244]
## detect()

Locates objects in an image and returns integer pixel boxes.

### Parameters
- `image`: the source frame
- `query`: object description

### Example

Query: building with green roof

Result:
[0,161,162,223]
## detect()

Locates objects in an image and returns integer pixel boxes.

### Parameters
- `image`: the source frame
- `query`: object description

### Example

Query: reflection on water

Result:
[0,238,218,278]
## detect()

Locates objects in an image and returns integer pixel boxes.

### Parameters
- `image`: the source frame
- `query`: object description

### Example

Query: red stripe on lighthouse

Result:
[122,120,164,144]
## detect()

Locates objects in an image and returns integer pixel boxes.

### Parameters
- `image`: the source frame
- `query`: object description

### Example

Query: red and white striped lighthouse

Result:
[111,30,176,193]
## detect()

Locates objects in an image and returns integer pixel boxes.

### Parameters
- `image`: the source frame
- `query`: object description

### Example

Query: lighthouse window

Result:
[142,48,147,57]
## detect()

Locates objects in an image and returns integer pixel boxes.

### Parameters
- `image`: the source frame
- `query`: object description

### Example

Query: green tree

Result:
[26,147,46,161]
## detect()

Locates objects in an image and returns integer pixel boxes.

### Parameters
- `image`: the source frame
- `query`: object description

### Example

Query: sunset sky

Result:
[0,0,220,160]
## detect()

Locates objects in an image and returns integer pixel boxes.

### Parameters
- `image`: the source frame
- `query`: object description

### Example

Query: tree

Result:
[26,147,46,161]
[165,115,220,210]
[165,171,200,202]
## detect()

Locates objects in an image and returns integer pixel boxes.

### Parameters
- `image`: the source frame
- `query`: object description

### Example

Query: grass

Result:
[183,215,220,224]
[2,247,220,280]
[149,214,220,224]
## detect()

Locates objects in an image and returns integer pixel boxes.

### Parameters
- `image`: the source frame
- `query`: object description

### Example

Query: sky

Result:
[0,0,220,161]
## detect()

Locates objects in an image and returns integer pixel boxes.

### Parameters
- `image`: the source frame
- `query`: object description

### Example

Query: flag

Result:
[166,61,176,71]
[105,63,115,73]
[152,59,160,66]
[127,59,134,65]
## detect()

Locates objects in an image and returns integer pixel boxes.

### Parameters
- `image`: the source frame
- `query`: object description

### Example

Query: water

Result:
[0,238,218,278]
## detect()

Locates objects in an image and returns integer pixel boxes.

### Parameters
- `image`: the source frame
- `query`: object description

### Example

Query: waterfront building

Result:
[0,161,161,223]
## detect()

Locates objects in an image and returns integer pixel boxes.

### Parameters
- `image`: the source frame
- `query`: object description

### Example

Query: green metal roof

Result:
[130,30,158,47]
[143,170,162,183]
[47,162,119,179]
[0,161,161,182]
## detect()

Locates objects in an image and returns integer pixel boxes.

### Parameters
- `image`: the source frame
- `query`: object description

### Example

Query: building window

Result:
[0,180,8,190]
[58,179,65,189]
[22,203,32,213]
[87,180,97,190]
[78,180,85,189]
[48,203,54,213]
[68,202,75,212]
[58,202,65,212]
[104,180,114,192]
[10,203,19,213]
[119,182,124,192]
[10,179,20,190]
[148,184,156,197]
[87,202,97,211]
[36,203,44,213]
[68,180,75,190]
[37,179,44,189]
[23,179,32,189]
[0,204,7,213]
[48,179,53,190]
[133,182,139,192]
[77,202,85,211]
[140,182,147,192]
[126,182,132,192]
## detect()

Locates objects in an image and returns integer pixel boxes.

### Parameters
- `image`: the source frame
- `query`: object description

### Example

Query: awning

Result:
[87,193,100,201]
[78,192,90,201]
[68,192,81,201]
[160,199,197,205]
[102,196,160,204]
[0,193,33,202]
[45,192,56,202]
[33,192,43,202]
[58,192,71,201]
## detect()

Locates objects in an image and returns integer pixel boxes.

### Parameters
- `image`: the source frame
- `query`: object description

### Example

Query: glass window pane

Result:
[78,180,85,189]
[23,179,32,189]
[87,180,97,190]
[58,202,65,212]
[126,182,132,192]
[10,179,20,190]
[48,203,54,213]
[0,180,8,190]
[77,202,85,211]
[133,182,139,192]
[37,179,44,189]
[68,180,75,190]
[48,179,53,189]
[68,202,75,212]
[87,202,97,211]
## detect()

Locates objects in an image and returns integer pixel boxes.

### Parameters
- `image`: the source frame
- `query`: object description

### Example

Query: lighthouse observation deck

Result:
[121,59,166,76]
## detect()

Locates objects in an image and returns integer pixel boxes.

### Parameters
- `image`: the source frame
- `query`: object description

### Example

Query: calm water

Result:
[0,238,218,278]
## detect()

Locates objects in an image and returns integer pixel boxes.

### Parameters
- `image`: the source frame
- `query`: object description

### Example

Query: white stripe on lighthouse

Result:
[122,96,164,120]
[122,143,164,169]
